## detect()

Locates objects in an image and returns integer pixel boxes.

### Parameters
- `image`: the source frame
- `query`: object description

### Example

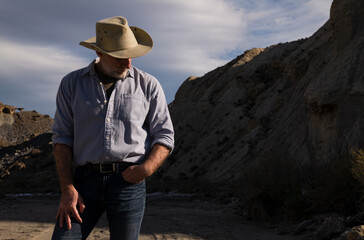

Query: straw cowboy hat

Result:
[80,16,153,59]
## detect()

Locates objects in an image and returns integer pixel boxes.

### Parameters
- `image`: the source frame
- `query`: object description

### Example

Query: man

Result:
[51,16,174,240]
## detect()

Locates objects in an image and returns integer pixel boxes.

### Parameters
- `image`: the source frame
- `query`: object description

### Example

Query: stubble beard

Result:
[118,70,129,79]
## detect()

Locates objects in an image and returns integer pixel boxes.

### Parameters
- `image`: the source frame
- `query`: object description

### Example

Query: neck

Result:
[94,64,108,80]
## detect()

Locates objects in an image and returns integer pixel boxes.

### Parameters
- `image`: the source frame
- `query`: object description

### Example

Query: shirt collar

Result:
[79,58,98,77]
[128,65,135,79]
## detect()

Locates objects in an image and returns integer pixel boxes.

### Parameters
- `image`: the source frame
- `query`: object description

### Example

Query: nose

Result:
[118,58,132,69]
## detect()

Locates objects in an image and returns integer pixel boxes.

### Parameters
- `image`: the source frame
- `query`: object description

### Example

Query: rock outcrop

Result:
[331,0,364,54]
[149,0,364,215]
[0,102,53,147]
[346,225,364,240]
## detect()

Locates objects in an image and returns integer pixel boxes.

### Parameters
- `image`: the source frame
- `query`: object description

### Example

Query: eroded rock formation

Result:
[151,0,364,193]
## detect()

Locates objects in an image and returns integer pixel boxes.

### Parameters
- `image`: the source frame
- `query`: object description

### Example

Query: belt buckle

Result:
[99,163,116,174]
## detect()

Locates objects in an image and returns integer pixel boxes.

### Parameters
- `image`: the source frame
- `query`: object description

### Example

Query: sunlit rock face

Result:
[150,0,364,190]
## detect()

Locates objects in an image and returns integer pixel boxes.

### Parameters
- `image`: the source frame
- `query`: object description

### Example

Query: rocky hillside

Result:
[149,0,364,220]
[0,103,56,194]
[0,102,53,147]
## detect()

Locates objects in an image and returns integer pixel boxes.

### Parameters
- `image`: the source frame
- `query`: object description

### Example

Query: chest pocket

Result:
[117,94,148,122]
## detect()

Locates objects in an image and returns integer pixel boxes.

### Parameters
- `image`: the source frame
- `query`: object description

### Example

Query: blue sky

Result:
[0,0,332,116]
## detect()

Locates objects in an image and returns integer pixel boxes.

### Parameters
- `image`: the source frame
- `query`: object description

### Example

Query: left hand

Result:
[121,144,171,184]
[122,164,151,184]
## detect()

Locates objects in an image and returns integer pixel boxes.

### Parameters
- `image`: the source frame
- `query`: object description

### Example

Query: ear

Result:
[96,51,103,58]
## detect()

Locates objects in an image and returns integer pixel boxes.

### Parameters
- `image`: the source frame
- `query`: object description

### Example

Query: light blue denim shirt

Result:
[52,58,174,166]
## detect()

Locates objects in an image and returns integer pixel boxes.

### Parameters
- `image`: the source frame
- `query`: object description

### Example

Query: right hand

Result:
[56,185,85,230]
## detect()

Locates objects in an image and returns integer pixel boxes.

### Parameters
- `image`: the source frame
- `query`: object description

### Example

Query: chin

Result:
[113,72,127,79]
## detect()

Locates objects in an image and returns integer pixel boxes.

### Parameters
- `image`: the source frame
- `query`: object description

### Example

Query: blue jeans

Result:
[51,167,146,240]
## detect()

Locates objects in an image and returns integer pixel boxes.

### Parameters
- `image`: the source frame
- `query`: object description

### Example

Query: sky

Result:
[0,0,332,116]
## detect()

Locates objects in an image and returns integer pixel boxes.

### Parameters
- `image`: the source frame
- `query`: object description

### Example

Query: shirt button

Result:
[106,118,110,122]
[106,137,110,140]
[104,100,107,104]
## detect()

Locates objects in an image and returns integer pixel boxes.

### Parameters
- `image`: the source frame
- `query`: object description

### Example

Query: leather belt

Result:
[82,162,136,174]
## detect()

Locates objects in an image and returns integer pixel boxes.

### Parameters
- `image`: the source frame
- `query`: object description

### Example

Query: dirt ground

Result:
[0,194,299,240]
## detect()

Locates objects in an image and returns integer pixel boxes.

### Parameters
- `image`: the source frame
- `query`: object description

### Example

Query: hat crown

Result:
[95,16,138,52]
[80,16,153,59]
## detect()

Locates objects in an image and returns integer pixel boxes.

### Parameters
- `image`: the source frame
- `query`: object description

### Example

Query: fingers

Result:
[122,165,136,175]
[122,166,137,183]
[56,208,60,220]
[59,210,65,228]
[78,196,86,214]
[70,205,83,224]
[55,207,68,229]
[65,213,72,230]
[56,207,82,230]
[56,194,85,230]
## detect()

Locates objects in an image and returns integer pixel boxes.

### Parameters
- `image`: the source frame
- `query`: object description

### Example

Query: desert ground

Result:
[0,194,299,240]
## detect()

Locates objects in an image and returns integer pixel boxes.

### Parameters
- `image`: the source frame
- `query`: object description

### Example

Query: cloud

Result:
[0,38,88,113]
[240,0,332,47]
[306,0,333,16]
[132,0,247,76]
[136,0,332,78]
[0,0,333,115]
[0,0,248,80]
[137,0,332,87]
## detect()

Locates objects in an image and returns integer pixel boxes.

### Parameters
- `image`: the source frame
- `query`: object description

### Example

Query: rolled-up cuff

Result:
[51,136,73,148]
[151,137,174,154]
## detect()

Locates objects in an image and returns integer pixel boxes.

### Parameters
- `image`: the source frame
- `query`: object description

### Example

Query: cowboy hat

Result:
[80,16,153,59]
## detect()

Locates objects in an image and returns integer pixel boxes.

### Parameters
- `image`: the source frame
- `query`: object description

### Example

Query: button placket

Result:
[99,80,110,160]
[104,83,116,161]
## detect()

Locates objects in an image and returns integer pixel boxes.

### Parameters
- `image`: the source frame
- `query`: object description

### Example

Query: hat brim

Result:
[79,26,153,59]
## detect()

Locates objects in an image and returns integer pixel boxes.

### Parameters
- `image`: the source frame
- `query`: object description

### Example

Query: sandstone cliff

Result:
[149,0,364,218]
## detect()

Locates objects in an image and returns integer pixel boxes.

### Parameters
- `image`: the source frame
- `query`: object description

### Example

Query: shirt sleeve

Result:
[52,75,74,147]
[147,79,175,152]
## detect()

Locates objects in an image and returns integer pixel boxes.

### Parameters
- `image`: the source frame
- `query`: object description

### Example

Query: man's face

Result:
[97,52,132,79]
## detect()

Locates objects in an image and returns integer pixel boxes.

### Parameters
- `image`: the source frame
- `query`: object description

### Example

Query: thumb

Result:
[78,195,86,213]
